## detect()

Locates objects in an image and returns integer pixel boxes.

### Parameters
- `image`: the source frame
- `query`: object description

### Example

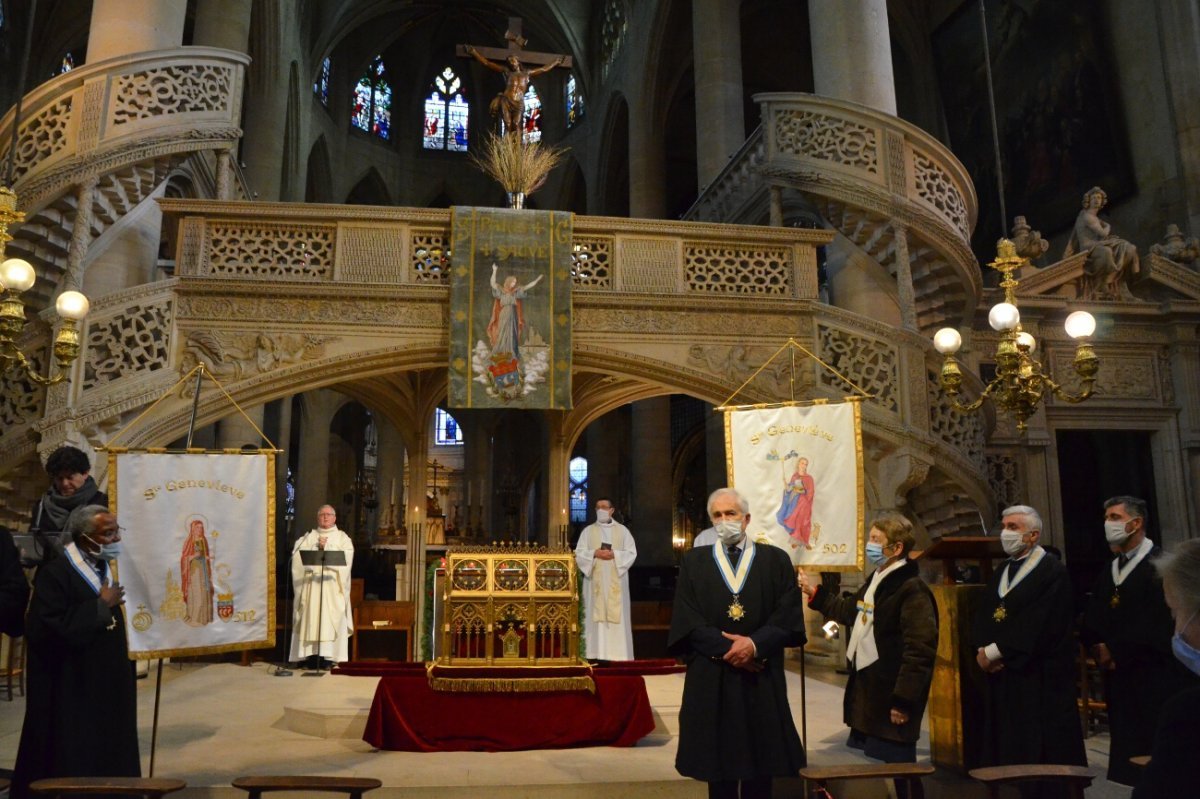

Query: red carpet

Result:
[363,672,656,751]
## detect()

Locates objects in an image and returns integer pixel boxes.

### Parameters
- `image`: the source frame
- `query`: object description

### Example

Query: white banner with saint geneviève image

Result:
[725,401,864,570]
[110,451,275,657]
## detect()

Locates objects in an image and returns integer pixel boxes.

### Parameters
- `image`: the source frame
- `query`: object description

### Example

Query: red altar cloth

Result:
[363,673,656,752]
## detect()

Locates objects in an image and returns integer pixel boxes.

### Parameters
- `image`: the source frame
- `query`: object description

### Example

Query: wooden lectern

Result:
[921,536,1005,772]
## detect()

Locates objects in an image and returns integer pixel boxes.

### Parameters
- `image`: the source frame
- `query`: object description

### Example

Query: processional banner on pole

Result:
[109,451,275,657]
[725,400,864,570]
[448,206,573,410]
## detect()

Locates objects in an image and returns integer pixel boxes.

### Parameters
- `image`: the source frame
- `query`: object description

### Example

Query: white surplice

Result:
[289,526,354,663]
[574,521,637,660]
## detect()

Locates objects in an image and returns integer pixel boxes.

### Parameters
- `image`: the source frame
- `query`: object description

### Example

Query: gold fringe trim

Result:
[428,676,595,694]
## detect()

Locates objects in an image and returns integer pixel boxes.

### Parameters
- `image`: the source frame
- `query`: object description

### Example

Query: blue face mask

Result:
[84,534,122,561]
[865,542,886,567]
[1173,610,1200,677]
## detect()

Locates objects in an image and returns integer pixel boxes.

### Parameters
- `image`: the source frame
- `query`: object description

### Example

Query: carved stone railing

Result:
[0,46,249,215]
[0,203,989,502]
[686,93,982,334]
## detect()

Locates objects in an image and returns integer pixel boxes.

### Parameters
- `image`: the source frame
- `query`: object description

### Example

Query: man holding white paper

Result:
[574,498,636,661]
[289,505,354,668]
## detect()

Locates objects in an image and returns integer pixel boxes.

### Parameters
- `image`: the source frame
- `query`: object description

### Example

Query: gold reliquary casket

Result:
[439,544,581,666]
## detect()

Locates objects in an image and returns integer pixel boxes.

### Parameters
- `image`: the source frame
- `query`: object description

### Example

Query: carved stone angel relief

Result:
[181,331,334,383]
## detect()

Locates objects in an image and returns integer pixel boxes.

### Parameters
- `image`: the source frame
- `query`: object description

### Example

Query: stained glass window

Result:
[423,67,468,152]
[352,55,391,139]
[314,57,331,106]
[434,408,463,446]
[601,1,628,81]
[565,73,585,129]
[521,84,542,144]
[569,457,588,523]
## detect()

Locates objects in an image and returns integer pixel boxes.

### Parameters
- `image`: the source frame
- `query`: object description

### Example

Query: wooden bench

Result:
[29,777,187,799]
[232,776,382,799]
[800,763,934,798]
[968,765,1094,799]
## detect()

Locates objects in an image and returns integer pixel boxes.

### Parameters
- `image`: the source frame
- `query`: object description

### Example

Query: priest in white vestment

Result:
[575,498,636,661]
[289,505,354,667]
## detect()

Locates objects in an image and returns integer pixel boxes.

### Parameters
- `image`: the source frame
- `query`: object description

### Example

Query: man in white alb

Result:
[290,505,354,668]
[575,498,636,661]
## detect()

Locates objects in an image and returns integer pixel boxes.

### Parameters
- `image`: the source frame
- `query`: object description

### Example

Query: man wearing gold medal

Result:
[669,488,806,799]
[1080,496,1191,786]
[970,505,1085,791]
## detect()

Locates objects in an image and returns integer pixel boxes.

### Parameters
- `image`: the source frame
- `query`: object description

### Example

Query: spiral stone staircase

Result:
[686,93,991,533]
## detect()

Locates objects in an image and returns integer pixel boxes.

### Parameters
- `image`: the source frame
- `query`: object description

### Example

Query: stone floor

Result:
[0,654,1134,799]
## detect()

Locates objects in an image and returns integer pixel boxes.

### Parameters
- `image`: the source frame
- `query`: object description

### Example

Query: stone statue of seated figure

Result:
[1064,186,1141,300]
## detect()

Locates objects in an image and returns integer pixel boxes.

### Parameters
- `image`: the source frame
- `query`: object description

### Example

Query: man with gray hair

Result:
[970,505,1085,786]
[670,487,806,798]
[12,504,140,798]
[1081,496,1191,785]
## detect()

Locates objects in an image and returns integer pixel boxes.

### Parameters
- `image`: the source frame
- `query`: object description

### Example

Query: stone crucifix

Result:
[458,17,573,138]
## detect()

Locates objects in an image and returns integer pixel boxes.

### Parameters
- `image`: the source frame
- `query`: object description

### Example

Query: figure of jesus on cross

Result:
[459,18,572,138]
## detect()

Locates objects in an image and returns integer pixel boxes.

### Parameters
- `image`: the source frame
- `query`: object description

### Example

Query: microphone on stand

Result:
[274,513,296,677]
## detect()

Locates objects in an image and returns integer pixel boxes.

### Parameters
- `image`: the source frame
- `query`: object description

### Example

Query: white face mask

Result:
[715,519,745,546]
[596,508,612,523]
[1104,519,1133,545]
[1000,530,1028,557]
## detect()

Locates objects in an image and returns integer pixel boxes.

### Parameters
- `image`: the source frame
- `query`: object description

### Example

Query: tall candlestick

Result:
[390,478,396,507]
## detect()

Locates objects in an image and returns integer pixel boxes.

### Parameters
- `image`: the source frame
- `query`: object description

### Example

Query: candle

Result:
[467,479,472,505]
[390,478,396,507]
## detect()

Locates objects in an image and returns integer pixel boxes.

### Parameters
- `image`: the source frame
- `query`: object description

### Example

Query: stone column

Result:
[1156,0,1200,236]
[693,0,746,188]
[87,0,187,63]
[628,92,666,218]
[544,412,570,548]
[217,407,265,449]
[64,178,97,290]
[295,390,340,531]
[630,397,673,567]
[193,0,253,52]
[375,416,407,534]
[586,415,621,521]
[808,0,897,115]
[271,397,293,549]
[705,408,727,497]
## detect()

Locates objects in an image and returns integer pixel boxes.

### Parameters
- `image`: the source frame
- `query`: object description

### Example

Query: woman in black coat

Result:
[802,513,938,773]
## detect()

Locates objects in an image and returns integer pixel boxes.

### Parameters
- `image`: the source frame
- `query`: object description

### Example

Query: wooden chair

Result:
[800,763,935,798]
[1076,641,1106,736]
[232,776,382,799]
[29,777,186,799]
[2,633,25,700]
[968,765,1094,799]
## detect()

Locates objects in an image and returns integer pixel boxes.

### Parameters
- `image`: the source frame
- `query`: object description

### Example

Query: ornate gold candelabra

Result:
[0,187,89,385]
[933,239,1099,432]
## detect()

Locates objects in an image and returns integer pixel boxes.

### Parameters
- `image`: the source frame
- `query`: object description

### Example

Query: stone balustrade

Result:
[0,202,987,496]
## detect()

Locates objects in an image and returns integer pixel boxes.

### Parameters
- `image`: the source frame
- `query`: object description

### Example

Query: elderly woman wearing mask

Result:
[800,513,938,798]
[1132,538,1200,797]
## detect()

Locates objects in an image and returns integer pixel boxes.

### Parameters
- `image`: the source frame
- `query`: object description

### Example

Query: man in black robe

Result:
[12,504,140,798]
[1081,495,1192,785]
[971,505,1085,797]
[669,487,806,799]
[0,525,29,637]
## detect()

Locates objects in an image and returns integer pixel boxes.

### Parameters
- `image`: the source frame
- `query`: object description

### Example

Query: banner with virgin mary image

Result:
[725,400,864,570]
[109,451,275,657]
[448,206,573,410]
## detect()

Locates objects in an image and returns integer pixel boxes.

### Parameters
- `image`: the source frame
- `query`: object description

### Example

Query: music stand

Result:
[298,548,347,675]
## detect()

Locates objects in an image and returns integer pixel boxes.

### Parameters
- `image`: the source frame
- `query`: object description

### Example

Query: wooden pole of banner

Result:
[148,366,205,777]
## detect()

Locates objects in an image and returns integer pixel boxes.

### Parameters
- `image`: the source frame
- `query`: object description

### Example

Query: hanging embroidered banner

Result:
[448,206,573,409]
[109,451,275,657]
[725,400,864,570]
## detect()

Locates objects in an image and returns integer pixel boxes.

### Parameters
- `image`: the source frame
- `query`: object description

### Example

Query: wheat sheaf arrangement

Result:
[471,132,567,198]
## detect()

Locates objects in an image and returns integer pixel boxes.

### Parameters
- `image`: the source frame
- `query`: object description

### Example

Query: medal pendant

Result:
[727,596,745,621]
[1110,590,1120,609]
[992,603,1007,622]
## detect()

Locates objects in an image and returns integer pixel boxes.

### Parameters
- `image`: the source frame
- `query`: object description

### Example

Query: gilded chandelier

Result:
[0,187,89,385]
[932,239,1099,432]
